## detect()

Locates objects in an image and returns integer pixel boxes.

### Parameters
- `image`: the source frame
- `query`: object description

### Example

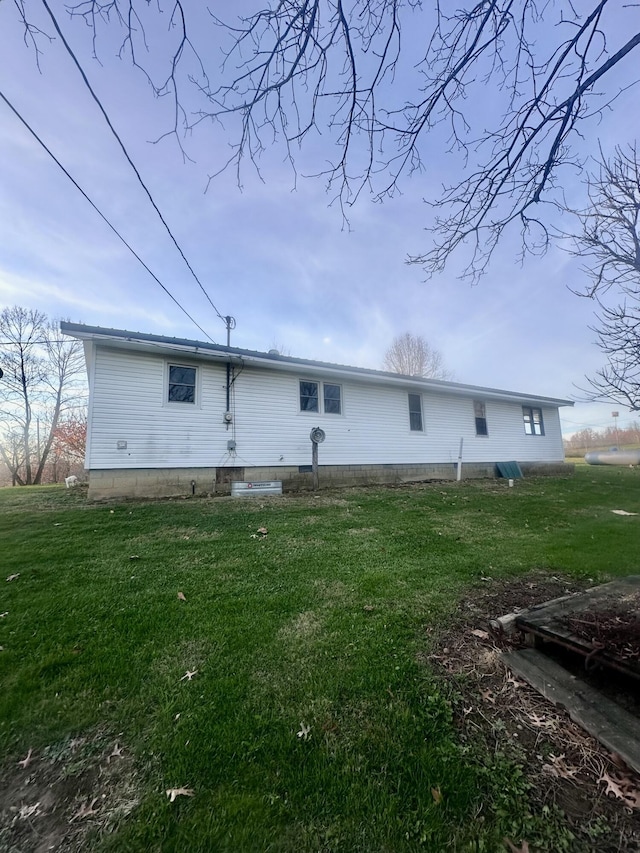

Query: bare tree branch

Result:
[0,308,86,485]
[18,1,640,280]
[562,145,640,410]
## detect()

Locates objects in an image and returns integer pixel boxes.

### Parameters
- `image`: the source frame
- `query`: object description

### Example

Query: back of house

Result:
[62,322,573,500]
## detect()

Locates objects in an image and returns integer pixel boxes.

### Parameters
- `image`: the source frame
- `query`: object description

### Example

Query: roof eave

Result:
[60,322,574,408]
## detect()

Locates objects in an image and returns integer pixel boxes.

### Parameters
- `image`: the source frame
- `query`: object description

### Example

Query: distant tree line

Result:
[564,422,640,456]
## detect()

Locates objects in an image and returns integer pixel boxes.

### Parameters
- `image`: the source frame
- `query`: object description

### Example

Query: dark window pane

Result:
[324,383,341,414]
[169,384,195,403]
[300,381,319,412]
[475,417,488,436]
[169,366,196,385]
[168,365,196,404]
[408,393,423,431]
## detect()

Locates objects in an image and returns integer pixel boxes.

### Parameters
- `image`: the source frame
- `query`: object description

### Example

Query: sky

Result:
[1,2,639,441]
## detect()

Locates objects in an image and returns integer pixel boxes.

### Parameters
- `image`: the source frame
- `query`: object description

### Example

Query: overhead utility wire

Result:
[0,89,215,344]
[41,0,228,329]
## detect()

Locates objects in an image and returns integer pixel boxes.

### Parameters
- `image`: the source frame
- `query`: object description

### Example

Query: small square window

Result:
[300,381,319,412]
[474,401,488,436]
[523,406,544,435]
[408,393,423,431]
[324,383,342,415]
[168,365,196,403]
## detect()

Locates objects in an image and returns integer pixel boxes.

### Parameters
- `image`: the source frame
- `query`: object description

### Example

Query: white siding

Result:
[87,346,565,469]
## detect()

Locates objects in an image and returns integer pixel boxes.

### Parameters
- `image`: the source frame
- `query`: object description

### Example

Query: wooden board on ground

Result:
[502,648,640,774]
[515,575,640,680]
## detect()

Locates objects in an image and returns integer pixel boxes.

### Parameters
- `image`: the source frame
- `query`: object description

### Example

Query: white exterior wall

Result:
[86,345,565,470]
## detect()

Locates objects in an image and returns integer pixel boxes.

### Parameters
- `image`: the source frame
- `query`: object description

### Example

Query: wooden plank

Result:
[515,575,640,678]
[519,576,640,629]
[502,648,640,774]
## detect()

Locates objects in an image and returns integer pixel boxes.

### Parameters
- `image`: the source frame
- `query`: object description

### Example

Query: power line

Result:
[40,0,228,328]
[0,89,216,344]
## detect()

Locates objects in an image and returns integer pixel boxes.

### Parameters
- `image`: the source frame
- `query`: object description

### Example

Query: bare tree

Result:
[562,145,640,411]
[0,307,86,485]
[383,333,451,379]
[42,0,640,281]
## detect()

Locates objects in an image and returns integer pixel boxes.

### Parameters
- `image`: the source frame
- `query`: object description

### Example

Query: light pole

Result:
[612,411,619,449]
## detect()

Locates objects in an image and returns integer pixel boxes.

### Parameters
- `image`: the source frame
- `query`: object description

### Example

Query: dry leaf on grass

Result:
[611,510,638,516]
[18,803,41,820]
[599,772,640,809]
[69,796,101,822]
[297,722,311,740]
[6,573,20,582]
[431,787,442,805]
[542,754,579,779]
[177,592,187,602]
[504,840,530,853]
[166,787,194,802]
[180,670,198,681]
[109,743,124,760]
[17,748,33,769]
[527,712,556,730]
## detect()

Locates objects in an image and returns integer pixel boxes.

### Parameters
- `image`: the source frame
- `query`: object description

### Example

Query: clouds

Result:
[0,5,637,439]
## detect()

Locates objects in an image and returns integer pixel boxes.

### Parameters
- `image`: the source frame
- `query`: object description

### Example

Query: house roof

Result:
[61,321,574,408]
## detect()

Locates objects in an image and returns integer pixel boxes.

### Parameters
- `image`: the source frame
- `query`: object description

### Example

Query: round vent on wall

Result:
[310,427,326,444]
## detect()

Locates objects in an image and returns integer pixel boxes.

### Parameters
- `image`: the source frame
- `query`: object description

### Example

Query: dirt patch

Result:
[0,730,141,852]
[426,571,640,852]
[279,610,322,641]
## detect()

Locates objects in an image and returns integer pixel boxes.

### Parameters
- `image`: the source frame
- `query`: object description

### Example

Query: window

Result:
[300,381,319,412]
[324,383,342,415]
[408,393,423,431]
[523,406,544,435]
[168,365,196,403]
[474,401,488,436]
[299,380,342,415]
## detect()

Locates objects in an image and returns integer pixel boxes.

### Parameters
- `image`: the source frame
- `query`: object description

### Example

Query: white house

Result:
[62,322,573,500]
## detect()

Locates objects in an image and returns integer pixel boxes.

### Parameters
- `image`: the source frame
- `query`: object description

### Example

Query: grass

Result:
[1,467,639,851]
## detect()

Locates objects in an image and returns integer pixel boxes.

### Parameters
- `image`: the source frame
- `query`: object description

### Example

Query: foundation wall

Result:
[87,461,574,500]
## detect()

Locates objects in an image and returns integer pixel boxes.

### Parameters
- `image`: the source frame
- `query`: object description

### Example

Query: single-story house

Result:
[61,322,573,500]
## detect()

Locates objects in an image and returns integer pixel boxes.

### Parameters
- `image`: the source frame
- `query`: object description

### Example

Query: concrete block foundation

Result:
[86,461,574,500]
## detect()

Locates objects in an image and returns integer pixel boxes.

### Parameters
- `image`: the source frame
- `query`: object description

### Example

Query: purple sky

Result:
[1,3,638,439]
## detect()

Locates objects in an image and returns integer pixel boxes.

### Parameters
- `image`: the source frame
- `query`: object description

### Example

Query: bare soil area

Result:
[427,571,640,852]
[0,730,141,852]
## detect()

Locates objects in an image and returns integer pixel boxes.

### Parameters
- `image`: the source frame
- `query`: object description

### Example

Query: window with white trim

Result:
[523,406,544,435]
[408,393,423,431]
[474,401,488,436]
[299,380,342,414]
[168,364,197,404]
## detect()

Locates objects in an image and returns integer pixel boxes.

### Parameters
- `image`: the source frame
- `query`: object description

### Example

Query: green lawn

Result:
[1,468,638,851]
